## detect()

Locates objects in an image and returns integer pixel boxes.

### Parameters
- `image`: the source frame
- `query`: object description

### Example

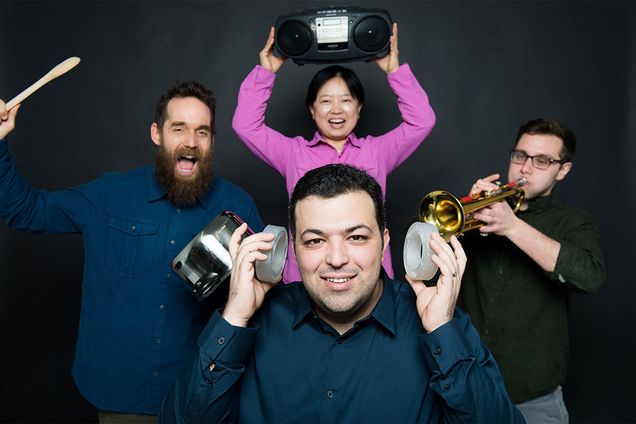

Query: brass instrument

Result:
[418,177,527,241]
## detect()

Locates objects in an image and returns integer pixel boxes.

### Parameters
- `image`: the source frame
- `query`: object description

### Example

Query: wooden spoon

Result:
[6,57,81,110]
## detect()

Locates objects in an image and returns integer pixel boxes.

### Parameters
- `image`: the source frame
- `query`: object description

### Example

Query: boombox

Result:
[275,6,392,65]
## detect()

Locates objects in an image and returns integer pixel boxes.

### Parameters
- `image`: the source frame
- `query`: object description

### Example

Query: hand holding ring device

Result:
[403,222,439,281]
[172,211,288,301]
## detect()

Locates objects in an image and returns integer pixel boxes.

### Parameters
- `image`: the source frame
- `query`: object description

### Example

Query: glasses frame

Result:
[509,149,564,170]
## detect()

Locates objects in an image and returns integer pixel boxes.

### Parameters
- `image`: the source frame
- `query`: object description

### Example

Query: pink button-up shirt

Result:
[233,64,436,283]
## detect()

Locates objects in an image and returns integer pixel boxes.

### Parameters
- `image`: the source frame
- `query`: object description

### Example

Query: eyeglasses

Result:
[509,150,563,170]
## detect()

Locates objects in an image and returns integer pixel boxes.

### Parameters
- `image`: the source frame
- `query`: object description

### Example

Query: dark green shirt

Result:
[459,194,605,403]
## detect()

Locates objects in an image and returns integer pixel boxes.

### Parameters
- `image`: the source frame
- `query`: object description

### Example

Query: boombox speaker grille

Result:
[276,20,312,57]
[353,16,390,53]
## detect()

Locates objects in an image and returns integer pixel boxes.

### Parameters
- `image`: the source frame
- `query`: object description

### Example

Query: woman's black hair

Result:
[305,65,365,108]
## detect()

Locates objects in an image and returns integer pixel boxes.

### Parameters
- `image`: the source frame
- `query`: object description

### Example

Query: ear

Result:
[308,105,316,120]
[150,122,161,146]
[381,228,390,261]
[357,103,363,115]
[556,162,572,181]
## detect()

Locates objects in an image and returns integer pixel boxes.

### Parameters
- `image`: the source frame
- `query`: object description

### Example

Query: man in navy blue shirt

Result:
[0,82,263,422]
[160,164,523,423]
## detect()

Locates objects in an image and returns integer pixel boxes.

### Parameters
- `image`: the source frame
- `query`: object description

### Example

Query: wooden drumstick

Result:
[6,57,81,110]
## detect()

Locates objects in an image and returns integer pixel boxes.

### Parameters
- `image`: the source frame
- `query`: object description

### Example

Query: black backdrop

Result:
[1,1,634,422]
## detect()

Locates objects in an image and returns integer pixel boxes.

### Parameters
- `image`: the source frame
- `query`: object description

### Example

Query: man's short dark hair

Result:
[305,65,365,109]
[154,81,216,131]
[516,118,576,163]
[288,164,385,238]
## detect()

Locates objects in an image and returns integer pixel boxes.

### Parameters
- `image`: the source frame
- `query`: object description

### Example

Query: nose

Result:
[330,101,343,114]
[183,130,197,148]
[325,241,349,268]
[520,156,533,174]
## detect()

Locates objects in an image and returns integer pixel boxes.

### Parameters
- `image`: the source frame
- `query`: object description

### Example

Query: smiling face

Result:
[508,133,572,201]
[151,96,215,205]
[308,77,362,151]
[293,191,389,331]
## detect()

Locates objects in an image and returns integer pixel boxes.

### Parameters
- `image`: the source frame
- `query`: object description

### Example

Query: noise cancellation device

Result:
[274,6,392,65]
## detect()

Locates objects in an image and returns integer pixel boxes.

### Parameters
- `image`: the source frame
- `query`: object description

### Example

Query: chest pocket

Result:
[103,216,159,278]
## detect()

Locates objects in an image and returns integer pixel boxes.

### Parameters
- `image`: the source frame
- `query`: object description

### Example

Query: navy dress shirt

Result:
[0,141,264,413]
[160,276,524,423]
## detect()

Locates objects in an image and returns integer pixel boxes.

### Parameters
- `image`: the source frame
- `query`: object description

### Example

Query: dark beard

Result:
[154,144,214,207]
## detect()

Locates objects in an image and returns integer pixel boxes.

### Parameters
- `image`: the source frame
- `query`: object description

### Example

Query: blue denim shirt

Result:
[0,140,264,414]
[160,276,524,423]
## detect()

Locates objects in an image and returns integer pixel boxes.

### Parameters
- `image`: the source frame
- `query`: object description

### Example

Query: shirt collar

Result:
[292,271,397,336]
[307,131,362,148]
[522,193,556,214]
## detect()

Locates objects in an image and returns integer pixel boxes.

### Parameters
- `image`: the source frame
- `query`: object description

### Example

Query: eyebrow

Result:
[300,224,372,238]
[169,121,212,132]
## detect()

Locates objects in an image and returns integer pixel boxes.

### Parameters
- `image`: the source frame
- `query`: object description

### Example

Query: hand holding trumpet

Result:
[469,173,522,237]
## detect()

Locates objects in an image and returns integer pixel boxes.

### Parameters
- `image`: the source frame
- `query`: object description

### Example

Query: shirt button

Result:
[433,347,442,355]
[176,208,181,213]
[159,304,166,311]
[170,240,176,246]
[442,383,451,391]
[130,225,136,232]
[155,337,161,344]
[218,337,225,345]
[153,370,159,377]
[498,269,503,275]
[165,273,171,278]
[327,390,334,398]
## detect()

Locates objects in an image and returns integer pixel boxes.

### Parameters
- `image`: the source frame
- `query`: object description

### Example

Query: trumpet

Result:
[418,177,527,241]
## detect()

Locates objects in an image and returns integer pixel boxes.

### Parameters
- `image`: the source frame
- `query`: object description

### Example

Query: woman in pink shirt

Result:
[232,23,436,283]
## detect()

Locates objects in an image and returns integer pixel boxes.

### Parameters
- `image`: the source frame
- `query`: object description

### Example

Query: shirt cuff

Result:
[419,309,477,375]
[197,310,259,368]
[387,63,411,80]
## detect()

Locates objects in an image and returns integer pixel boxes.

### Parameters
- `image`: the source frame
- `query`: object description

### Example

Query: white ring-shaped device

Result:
[403,222,439,280]
[255,224,288,283]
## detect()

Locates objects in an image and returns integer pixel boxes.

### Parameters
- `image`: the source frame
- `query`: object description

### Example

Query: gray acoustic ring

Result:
[403,222,439,280]
[255,225,288,283]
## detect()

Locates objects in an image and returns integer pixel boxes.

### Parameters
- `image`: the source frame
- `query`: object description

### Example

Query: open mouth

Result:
[176,154,198,177]
[328,118,345,127]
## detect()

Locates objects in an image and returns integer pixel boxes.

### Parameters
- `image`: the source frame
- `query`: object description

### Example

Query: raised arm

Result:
[232,27,297,175]
[406,234,523,422]
[469,174,605,292]
[370,23,437,171]
[0,100,94,233]
[159,226,278,423]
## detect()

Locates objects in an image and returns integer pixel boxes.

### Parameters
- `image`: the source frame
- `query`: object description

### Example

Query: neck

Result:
[322,137,348,154]
[315,278,384,336]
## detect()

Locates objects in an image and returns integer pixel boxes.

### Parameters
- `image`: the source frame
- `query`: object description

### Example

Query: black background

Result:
[1,1,634,422]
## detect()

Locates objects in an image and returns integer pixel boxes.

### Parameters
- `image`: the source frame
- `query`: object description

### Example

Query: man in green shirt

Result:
[458,118,605,423]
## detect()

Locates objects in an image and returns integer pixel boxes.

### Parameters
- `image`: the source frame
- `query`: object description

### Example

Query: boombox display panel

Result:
[275,6,392,65]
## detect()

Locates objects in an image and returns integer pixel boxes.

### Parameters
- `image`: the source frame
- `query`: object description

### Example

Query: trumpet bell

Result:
[419,191,464,242]
[418,178,526,242]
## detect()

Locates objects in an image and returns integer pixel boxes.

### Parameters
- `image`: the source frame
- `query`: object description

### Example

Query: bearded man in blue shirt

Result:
[160,163,523,423]
[0,82,263,422]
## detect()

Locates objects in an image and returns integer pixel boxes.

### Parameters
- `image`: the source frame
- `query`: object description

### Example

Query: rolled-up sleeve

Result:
[551,215,605,293]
